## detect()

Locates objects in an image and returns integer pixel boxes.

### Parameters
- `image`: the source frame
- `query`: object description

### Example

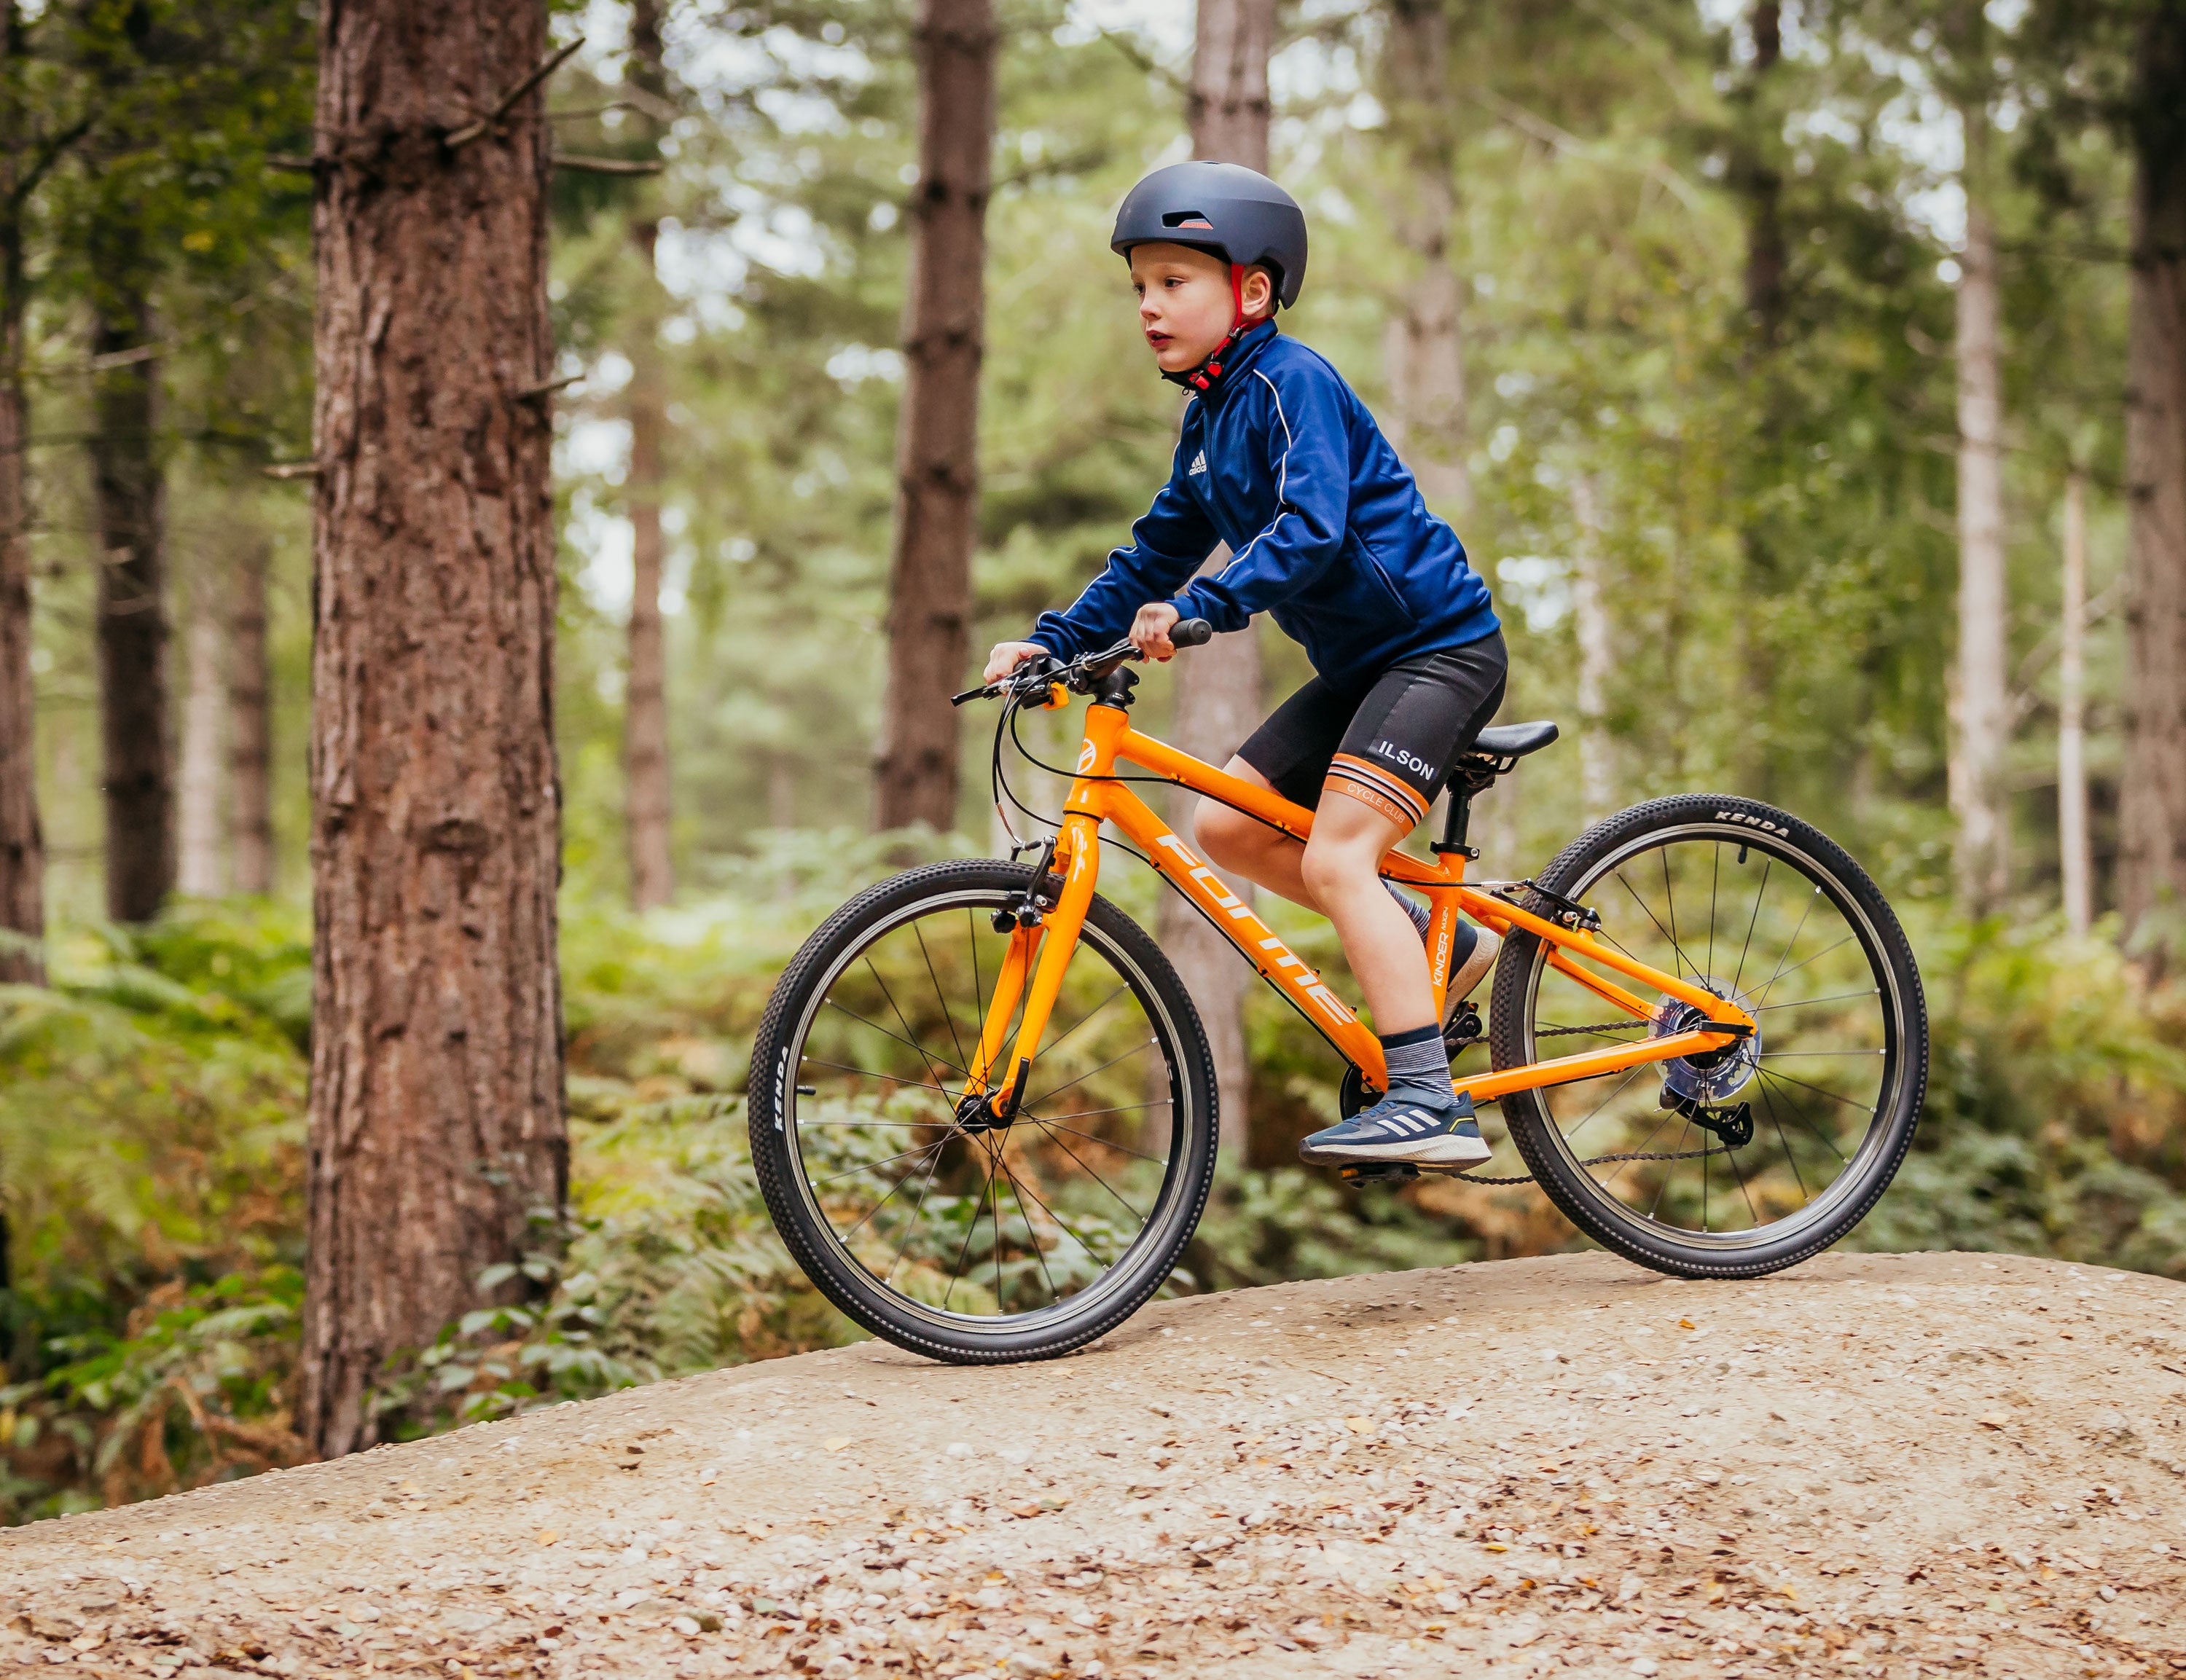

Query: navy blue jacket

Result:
[1030,321,1497,692]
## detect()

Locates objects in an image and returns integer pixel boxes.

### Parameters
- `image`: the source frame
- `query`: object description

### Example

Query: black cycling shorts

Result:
[1236,630,1508,831]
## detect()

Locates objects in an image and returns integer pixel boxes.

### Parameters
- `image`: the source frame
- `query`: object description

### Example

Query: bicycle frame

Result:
[963,694,1755,1115]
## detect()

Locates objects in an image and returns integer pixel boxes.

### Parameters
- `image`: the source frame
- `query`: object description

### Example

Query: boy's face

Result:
[1128,241,1273,374]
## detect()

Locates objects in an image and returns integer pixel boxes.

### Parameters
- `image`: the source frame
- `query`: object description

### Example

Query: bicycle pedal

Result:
[1338,1161,1420,1188]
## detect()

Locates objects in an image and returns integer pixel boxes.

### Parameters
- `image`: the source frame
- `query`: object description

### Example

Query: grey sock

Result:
[1379,1024,1457,1110]
[1384,881,1431,943]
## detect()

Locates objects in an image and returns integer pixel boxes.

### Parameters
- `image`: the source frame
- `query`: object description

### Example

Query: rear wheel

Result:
[748,860,1218,1362]
[1487,795,1927,1277]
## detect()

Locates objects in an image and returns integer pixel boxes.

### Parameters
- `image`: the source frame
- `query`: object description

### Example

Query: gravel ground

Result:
[5,1249,2185,1680]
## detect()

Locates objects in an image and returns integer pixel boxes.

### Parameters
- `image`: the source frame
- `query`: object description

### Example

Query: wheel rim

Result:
[1513,823,1911,1253]
[781,887,1203,1337]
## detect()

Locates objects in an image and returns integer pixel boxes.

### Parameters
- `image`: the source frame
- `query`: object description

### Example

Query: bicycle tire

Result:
[1488,794,1928,1277]
[748,859,1219,1362]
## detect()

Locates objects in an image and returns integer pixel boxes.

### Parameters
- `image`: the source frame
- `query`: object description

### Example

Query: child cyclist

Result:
[982,161,1508,1172]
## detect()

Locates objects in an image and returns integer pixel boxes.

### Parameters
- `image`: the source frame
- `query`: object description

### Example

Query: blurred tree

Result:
[2118,1,2186,952]
[622,0,675,910]
[1377,0,1469,515]
[227,537,273,895]
[302,1,566,1459]
[874,0,996,832]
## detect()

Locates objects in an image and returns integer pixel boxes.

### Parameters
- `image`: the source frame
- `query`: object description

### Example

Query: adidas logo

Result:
[1187,449,1207,476]
[1377,1108,1441,1136]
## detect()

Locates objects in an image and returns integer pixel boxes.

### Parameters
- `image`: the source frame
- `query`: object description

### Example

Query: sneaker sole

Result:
[1301,1134,1494,1168]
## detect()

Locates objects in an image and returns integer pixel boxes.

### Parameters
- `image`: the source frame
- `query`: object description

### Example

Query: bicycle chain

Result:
[1444,1021,1716,1187]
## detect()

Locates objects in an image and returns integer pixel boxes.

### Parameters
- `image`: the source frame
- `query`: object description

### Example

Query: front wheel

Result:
[748,860,1218,1362]
[1488,794,1928,1277]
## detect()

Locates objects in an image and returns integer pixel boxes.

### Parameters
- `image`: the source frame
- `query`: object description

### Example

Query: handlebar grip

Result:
[1171,618,1214,648]
[951,685,992,707]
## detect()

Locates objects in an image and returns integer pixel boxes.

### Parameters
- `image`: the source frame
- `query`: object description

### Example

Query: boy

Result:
[982,161,1506,1171]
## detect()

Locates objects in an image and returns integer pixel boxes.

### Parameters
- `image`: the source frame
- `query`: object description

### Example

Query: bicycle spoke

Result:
[1025,1037,1156,1109]
[1038,981,1133,1061]
[1706,842,1719,977]
[1750,933,1859,1005]
[822,1000,965,1087]
[1758,1073,1810,1200]
[866,956,967,1086]
[799,1054,956,1101]
[1001,1155,1119,1270]
[799,1118,955,1128]
[807,1135,956,1190]
[914,920,972,1078]
[1603,1105,1677,1194]
[1754,987,1877,1012]
[1019,1112,1167,1163]
[882,1142,952,1286]
[1752,885,1822,1007]
[999,1155,1060,1306]
[1030,1120,1149,1224]
[1661,849,1683,980]
[1758,1048,1884,1059]
[943,1163,998,1310]
[1647,1120,1693,1220]
[1730,855,1773,995]
[1556,1064,1647,1150]
[1755,1067,1858,1160]
[837,1137,949,1244]
[1614,867,1705,984]
[1721,1113,1760,1228]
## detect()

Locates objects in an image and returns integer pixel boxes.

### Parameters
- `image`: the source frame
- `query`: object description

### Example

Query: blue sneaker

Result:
[1299,1091,1493,1169]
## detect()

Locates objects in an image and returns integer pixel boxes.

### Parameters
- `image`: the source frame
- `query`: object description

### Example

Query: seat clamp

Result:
[1431,842,1481,859]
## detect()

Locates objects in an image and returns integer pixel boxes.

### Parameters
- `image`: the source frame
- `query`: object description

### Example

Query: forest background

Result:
[4,0,2186,1522]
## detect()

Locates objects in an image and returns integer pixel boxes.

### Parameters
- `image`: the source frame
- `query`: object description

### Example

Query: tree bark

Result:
[301,0,566,1461]
[2118,2,2186,949]
[2060,467,2091,936]
[873,0,995,833]
[1736,2,1786,348]
[1949,174,2010,918]
[1163,0,1275,1162]
[0,104,42,984]
[1379,0,1469,514]
[622,0,673,909]
[1571,474,1615,824]
[176,562,226,896]
[90,261,175,925]
[227,539,274,895]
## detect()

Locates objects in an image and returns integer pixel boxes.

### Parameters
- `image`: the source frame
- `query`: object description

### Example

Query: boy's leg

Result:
[1296,796,1435,1035]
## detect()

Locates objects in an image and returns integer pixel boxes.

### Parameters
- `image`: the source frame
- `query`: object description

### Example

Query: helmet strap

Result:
[1178,264,1258,393]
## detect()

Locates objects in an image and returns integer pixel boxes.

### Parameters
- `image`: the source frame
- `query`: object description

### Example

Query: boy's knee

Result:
[1300,828,1374,897]
[1194,801,1258,866]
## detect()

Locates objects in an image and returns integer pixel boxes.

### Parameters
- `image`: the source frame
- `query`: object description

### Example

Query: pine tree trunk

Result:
[874,0,995,833]
[2059,467,2091,936]
[1571,474,1615,824]
[0,231,39,984]
[623,0,673,910]
[2119,4,2186,950]
[176,565,226,896]
[1737,2,1786,348]
[1163,0,1275,1162]
[301,0,566,1461]
[90,263,174,925]
[1379,0,1469,514]
[227,540,274,895]
[1950,183,2010,918]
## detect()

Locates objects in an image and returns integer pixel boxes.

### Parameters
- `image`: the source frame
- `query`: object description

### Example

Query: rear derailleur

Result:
[1658,1086,1754,1148]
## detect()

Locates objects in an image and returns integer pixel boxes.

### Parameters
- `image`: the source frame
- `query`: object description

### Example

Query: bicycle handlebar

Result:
[951,618,1215,707]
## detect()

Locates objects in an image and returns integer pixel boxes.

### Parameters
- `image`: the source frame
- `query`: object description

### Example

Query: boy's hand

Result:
[1130,601,1182,661]
[983,640,1049,685]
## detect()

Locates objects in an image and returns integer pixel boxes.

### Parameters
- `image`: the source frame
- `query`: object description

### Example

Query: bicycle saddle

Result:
[1470,720,1559,760]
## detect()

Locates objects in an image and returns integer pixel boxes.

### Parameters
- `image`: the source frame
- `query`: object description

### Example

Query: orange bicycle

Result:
[749,626,1927,1362]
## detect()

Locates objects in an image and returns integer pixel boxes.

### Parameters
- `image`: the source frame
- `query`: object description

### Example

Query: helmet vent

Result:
[1161,211,1215,229]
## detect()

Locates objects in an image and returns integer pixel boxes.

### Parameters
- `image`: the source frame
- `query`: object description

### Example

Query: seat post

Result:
[1433,784,1478,857]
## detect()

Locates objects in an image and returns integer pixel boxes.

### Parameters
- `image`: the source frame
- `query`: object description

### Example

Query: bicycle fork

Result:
[957,812,1102,1123]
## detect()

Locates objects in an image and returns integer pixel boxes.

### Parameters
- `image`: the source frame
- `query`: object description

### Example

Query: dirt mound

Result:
[5,1250,2185,1679]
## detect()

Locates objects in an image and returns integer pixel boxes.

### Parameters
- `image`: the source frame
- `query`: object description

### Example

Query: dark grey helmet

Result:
[1110,160,1308,310]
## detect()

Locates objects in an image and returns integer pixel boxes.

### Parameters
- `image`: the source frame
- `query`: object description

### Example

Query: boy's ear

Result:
[1242,264,1276,320]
